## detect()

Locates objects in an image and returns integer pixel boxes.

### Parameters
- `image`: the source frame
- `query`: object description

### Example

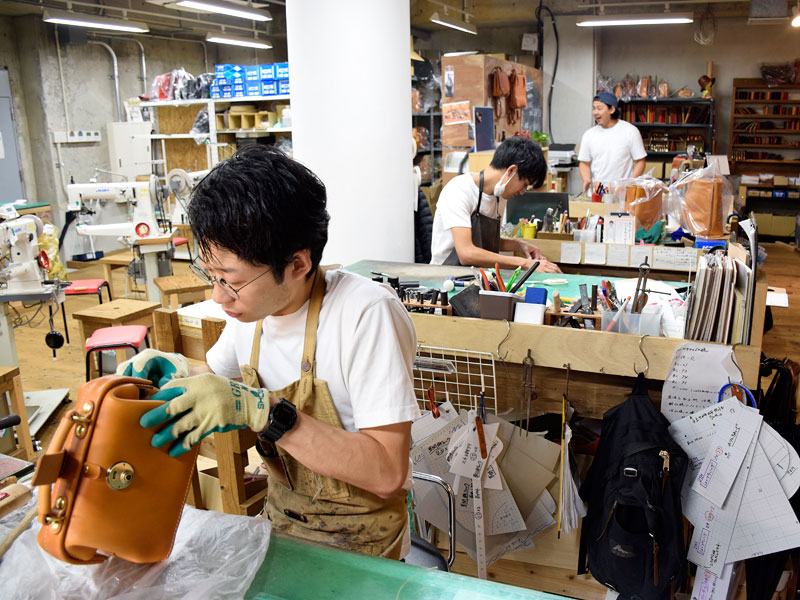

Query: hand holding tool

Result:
[508,261,540,294]
[116,348,190,388]
[141,373,270,457]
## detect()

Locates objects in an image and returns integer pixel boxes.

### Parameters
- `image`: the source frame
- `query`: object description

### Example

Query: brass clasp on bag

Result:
[107,462,134,490]
[71,414,92,438]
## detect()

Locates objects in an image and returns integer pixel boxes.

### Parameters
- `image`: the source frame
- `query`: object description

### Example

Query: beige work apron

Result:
[240,268,407,559]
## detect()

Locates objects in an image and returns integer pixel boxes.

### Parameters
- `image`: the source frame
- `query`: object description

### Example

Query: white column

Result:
[286,0,414,266]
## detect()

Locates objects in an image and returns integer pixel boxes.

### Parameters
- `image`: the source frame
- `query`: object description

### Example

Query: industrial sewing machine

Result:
[167,168,208,226]
[66,175,169,240]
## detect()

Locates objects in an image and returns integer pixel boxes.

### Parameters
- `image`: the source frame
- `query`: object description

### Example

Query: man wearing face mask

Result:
[430,137,561,273]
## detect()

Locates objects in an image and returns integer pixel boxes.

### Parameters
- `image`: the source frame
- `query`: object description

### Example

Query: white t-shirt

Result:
[577,120,647,186]
[206,269,421,431]
[430,173,503,265]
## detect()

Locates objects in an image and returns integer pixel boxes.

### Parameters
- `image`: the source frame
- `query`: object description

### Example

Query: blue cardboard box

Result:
[210,85,221,98]
[259,63,275,80]
[232,82,245,93]
[244,65,260,82]
[221,90,233,99]
[695,238,727,249]
[215,64,231,74]
[246,83,262,96]
[278,79,290,95]
[261,80,278,96]
[233,90,246,98]
[275,62,289,79]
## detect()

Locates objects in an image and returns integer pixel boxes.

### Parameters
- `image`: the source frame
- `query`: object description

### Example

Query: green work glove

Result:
[116,349,190,388]
[140,373,270,457]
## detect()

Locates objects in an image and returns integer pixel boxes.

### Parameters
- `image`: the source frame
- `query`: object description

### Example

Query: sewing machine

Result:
[167,168,208,226]
[67,176,176,303]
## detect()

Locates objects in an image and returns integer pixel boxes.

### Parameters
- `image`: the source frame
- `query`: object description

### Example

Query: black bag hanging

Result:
[578,373,689,599]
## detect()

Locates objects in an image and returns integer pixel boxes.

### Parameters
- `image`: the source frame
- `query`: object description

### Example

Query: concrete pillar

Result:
[286,0,414,266]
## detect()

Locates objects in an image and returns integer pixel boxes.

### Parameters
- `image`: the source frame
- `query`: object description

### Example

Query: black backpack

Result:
[578,374,688,599]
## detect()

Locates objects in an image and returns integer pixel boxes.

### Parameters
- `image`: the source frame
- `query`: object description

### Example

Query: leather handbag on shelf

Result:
[32,375,200,565]
[507,69,527,124]
[625,185,664,231]
[681,178,725,237]
[491,66,510,118]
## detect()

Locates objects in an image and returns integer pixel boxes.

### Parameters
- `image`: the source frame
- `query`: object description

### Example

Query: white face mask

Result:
[493,169,516,198]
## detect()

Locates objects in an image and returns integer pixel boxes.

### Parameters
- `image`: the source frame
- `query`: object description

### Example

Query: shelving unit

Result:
[728,78,800,176]
[619,98,715,165]
[140,95,292,174]
[413,109,441,185]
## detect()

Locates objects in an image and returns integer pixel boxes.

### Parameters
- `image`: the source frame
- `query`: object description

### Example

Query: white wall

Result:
[597,18,800,155]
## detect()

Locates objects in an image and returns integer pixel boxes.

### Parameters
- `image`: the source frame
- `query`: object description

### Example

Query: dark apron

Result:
[444,170,501,266]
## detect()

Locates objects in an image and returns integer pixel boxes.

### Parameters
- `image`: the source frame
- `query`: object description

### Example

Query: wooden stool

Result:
[0,366,33,460]
[154,274,211,310]
[72,299,161,379]
[97,253,135,299]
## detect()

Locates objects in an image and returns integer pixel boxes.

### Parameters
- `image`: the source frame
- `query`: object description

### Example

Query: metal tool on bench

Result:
[519,349,536,436]
[632,258,651,313]
[578,283,595,330]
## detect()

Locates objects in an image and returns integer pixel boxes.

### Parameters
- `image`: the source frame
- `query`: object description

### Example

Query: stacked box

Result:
[246,83,261,97]
[278,79,290,95]
[259,64,275,80]
[275,62,289,79]
[244,65,260,82]
[210,85,221,99]
[261,80,278,96]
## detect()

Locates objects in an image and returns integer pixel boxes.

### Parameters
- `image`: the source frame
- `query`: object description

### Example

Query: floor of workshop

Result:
[7,242,800,597]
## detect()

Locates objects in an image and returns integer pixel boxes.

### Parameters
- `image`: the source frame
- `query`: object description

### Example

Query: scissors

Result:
[632,258,650,313]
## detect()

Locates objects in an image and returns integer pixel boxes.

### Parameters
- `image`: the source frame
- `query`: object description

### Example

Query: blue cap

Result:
[593,92,618,109]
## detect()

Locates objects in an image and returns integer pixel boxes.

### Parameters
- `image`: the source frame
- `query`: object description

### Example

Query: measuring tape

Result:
[472,475,487,579]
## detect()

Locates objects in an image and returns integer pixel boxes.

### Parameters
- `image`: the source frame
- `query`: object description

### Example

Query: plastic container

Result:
[521,224,536,238]
[514,303,546,325]
[479,290,520,321]
[601,308,661,335]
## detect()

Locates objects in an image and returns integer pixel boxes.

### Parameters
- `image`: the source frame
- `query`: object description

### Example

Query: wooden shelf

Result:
[733,159,800,164]
[731,144,800,149]
[141,95,290,107]
[733,129,800,134]
[734,100,800,105]
[733,114,800,119]
[631,123,713,128]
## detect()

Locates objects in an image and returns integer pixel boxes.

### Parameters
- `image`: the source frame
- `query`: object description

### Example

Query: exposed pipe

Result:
[115,37,147,95]
[54,25,70,133]
[88,40,122,122]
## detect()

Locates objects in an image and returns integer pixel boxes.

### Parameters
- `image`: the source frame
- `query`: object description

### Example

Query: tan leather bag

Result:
[491,67,510,118]
[681,179,725,237]
[508,69,527,124]
[625,185,664,230]
[33,375,200,564]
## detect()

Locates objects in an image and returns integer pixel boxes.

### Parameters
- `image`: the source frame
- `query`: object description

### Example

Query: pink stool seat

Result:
[174,237,188,246]
[66,279,108,295]
[84,325,149,352]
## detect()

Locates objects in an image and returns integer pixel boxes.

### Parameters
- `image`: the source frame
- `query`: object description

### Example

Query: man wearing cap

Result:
[578,92,646,195]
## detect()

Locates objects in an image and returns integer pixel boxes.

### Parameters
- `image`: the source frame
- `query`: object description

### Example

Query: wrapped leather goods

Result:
[625,178,667,231]
[673,162,730,238]
[32,375,200,564]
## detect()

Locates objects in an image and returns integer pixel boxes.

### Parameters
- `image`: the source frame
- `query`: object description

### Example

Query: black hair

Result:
[188,145,329,282]
[489,137,547,188]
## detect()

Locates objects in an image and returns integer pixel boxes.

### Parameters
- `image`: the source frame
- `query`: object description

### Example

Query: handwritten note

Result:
[661,343,743,423]
[584,243,606,265]
[653,247,699,272]
[691,563,737,600]
[560,242,582,264]
[606,243,630,267]
[629,245,652,269]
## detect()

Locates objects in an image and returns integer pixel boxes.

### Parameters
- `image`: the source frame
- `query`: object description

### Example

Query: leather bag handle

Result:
[36,411,79,525]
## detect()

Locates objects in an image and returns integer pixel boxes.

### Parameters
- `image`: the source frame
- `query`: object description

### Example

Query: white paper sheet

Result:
[660,343,743,423]
[629,245,652,269]
[606,244,630,267]
[560,242,582,264]
[411,400,457,444]
[691,563,737,600]
[584,243,606,265]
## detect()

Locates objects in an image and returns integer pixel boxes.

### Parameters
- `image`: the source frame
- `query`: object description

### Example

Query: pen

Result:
[506,266,522,290]
[508,261,540,294]
[604,297,630,332]
[494,263,507,292]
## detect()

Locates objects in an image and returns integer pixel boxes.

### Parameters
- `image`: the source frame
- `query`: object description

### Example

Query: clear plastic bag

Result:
[596,73,614,94]
[190,107,209,145]
[761,63,795,87]
[0,494,270,600]
[191,73,215,99]
[671,161,731,238]
[172,68,195,100]
[607,173,668,230]
[149,72,173,101]
[619,74,636,101]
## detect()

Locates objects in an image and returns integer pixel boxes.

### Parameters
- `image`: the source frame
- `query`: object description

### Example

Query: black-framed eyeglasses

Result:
[189,258,272,300]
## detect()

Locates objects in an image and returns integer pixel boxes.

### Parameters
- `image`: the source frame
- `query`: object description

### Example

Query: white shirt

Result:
[577,119,647,186]
[430,173,503,265]
[206,269,421,431]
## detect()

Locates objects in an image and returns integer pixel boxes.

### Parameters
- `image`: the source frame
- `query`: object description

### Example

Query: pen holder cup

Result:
[479,290,520,321]
[521,224,537,239]
[601,309,661,335]
[591,193,602,203]
[574,228,597,243]
[513,303,546,325]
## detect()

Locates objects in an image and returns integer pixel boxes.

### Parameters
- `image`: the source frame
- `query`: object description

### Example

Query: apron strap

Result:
[472,170,485,218]
[300,268,326,380]
[249,319,264,370]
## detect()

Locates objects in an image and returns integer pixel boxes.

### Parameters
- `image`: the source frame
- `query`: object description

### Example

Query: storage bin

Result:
[601,308,660,335]
[259,64,275,80]
[255,111,277,130]
[479,290,520,321]
[513,303,546,325]
[245,83,262,97]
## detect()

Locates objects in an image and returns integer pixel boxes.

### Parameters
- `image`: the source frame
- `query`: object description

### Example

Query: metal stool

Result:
[84,325,149,381]
[60,279,112,344]
[407,471,456,571]
[173,237,193,262]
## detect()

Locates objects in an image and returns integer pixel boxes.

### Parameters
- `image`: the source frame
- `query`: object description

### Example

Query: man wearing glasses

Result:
[118,145,420,559]
[430,136,561,272]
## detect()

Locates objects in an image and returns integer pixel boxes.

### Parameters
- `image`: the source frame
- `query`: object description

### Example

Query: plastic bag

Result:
[149,72,173,101]
[0,494,270,600]
[39,223,67,281]
[607,173,668,231]
[596,73,614,94]
[191,73,215,99]
[190,107,209,145]
[671,161,731,238]
[172,68,195,100]
[761,64,795,87]
[619,74,636,101]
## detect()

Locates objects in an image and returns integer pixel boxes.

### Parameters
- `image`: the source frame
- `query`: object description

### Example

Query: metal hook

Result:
[562,363,571,399]
[729,343,744,384]
[496,319,511,361]
[634,334,649,377]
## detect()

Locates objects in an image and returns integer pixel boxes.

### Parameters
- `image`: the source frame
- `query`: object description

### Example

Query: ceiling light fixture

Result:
[429,10,477,35]
[205,31,271,49]
[792,2,800,27]
[576,12,693,27]
[175,0,271,22]
[443,50,479,57]
[43,8,150,33]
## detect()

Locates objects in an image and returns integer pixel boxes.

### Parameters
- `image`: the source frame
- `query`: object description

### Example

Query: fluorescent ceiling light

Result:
[443,50,478,57]
[793,4,800,27]
[205,32,271,49]
[175,0,271,22]
[429,11,477,35]
[576,13,693,27]
[43,8,149,32]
